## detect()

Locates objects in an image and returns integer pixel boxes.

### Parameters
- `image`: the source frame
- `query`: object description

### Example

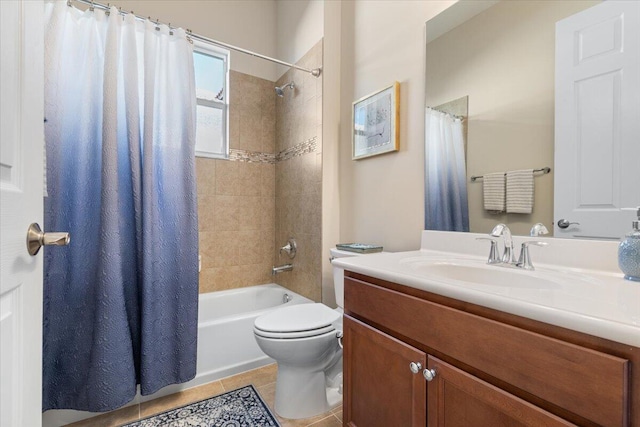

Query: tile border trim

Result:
[228,136,317,164]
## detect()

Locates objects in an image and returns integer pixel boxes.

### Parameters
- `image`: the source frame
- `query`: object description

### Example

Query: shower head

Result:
[275,81,295,97]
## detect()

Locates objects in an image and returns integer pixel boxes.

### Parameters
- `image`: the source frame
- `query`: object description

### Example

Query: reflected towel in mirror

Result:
[483,172,505,212]
[506,169,534,214]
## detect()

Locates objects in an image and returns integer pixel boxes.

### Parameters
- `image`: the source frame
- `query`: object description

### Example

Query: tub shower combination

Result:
[43,284,311,426]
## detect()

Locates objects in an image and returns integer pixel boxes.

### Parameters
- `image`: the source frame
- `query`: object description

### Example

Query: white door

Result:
[554,0,640,239]
[0,1,45,426]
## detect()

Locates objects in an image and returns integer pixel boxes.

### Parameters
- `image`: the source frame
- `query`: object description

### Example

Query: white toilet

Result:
[253,248,359,419]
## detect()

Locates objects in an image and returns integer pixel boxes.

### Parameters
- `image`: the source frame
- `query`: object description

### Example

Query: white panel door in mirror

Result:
[555,0,640,240]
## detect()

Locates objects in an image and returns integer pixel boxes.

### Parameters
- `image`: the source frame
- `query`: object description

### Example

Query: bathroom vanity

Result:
[335,232,640,427]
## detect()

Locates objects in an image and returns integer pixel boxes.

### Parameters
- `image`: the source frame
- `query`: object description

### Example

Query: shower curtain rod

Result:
[427,106,465,121]
[67,0,322,78]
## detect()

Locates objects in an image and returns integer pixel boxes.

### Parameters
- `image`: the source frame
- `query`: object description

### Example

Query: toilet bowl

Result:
[253,248,364,419]
[254,303,343,419]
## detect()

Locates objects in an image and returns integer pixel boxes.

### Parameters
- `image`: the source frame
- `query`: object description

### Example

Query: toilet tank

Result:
[330,248,380,309]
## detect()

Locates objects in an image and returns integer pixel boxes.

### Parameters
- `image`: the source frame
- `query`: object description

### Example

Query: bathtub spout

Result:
[272,264,293,275]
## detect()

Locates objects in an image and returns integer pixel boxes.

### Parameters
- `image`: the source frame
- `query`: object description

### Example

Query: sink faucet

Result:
[530,223,549,237]
[490,223,516,264]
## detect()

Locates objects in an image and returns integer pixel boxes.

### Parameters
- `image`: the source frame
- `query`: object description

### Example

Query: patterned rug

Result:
[122,385,280,427]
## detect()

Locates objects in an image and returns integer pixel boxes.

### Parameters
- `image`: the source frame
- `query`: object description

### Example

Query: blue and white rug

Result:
[122,385,280,427]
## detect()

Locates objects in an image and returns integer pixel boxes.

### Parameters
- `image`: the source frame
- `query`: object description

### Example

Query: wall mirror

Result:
[424,0,640,239]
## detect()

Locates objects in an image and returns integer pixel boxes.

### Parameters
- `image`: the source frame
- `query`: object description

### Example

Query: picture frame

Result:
[352,81,400,160]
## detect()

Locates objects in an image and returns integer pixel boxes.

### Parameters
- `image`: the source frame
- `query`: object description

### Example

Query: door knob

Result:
[409,362,422,374]
[557,219,580,229]
[26,223,70,256]
[423,368,437,382]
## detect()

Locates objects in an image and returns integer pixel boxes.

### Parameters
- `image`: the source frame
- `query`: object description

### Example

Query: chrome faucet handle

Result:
[490,223,516,264]
[476,237,501,264]
[279,238,297,259]
[530,223,549,237]
[516,241,549,270]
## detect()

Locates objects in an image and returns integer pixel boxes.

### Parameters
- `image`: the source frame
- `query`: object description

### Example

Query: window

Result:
[193,41,229,158]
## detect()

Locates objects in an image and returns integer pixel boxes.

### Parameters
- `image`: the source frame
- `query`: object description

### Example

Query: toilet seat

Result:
[254,303,341,339]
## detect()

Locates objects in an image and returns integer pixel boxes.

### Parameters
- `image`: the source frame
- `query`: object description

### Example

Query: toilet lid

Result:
[254,303,340,334]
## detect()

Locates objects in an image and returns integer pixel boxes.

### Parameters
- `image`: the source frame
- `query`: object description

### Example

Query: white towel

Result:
[506,169,534,213]
[483,172,505,212]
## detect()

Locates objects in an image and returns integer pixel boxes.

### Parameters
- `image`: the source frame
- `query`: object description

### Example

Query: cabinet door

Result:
[426,356,576,427]
[343,315,427,427]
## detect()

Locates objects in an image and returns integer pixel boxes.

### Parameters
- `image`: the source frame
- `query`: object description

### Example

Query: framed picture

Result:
[352,81,400,160]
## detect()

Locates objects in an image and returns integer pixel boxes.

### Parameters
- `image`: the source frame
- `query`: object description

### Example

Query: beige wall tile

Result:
[260,163,276,197]
[239,104,263,152]
[229,102,240,150]
[196,43,321,297]
[198,268,219,293]
[237,163,261,197]
[213,195,240,231]
[195,157,216,195]
[197,194,216,232]
[215,159,238,196]
[262,113,276,154]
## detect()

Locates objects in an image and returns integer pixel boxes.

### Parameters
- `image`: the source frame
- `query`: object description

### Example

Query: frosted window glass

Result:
[195,105,224,155]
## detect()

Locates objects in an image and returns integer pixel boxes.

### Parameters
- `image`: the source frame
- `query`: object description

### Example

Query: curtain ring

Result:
[89,0,94,12]
[155,18,160,31]
[168,23,173,36]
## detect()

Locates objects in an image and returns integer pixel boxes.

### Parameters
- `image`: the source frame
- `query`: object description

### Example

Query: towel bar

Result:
[470,167,551,182]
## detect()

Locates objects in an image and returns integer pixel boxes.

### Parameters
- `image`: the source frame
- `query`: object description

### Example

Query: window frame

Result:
[193,40,230,159]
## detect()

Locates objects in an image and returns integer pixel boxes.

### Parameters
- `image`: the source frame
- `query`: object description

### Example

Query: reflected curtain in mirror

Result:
[424,108,469,232]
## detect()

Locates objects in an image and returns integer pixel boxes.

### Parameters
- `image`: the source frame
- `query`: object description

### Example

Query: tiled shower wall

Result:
[274,40,323,302]
[196,71,276,293]
[196,40,323,301]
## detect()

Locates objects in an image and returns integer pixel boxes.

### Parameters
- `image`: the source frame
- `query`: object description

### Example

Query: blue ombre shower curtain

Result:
[43,1,198,411]
[424,108,469,232]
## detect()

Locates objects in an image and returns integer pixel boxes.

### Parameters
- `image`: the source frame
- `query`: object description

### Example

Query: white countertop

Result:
[333,231,640,347]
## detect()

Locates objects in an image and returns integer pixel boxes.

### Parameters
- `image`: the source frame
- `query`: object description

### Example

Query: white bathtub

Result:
[187,283,312,390]
[43,283,312,427]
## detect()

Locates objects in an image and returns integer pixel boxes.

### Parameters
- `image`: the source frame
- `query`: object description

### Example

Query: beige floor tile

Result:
[307,414,343,427]
[256,382,276,408]
[256,382,338,427]
[65,404,139,427]
[332,410,342,422]
[220,363,278,391]
[139,380,225,418]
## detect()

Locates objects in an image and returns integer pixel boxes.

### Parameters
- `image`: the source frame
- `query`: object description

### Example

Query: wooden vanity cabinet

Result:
[343,272,639,427]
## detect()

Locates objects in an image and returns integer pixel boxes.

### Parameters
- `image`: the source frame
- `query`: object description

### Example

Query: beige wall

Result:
[108,0,279,81]
[274,41,324,302]
[337,1,454,253]
[321,0,341,307]
[426,0,598,236]
[196,71,276,293]
[276,0,324,79]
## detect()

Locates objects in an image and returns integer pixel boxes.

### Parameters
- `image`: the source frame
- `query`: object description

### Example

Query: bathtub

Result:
[186,283,313,391]
[43,283,313,427]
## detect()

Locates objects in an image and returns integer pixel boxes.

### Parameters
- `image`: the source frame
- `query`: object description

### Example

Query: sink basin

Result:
[401,259,562,289]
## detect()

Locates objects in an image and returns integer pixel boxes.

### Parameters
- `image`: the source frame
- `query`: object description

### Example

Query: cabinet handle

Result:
[423,368,437,381]
[409,362,422,374]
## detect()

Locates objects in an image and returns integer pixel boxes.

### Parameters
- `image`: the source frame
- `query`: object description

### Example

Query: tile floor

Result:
[66,364,342,427]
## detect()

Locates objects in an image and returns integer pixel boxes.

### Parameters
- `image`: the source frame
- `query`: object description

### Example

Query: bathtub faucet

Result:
[272,264,293,275]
